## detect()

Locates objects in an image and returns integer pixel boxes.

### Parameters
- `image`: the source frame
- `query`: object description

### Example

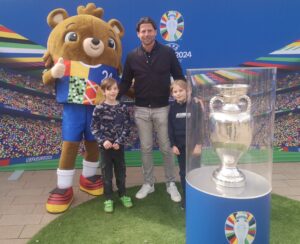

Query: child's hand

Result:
[192,144,202,155]
[172,146,180,155]
[103,140,112,149]
[112,143,120,150]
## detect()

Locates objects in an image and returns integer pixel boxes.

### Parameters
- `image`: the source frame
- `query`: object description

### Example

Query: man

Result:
[119,17,185,202]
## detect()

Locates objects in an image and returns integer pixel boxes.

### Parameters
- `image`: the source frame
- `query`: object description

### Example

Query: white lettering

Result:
[26,155,53,163]
[176,112,191,118]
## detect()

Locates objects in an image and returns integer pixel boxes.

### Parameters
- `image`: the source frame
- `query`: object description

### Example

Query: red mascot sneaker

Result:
[46,187,74,214]
[79,175,103,196]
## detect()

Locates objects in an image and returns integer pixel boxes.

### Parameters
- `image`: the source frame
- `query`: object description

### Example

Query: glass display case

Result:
[185,67,276,244]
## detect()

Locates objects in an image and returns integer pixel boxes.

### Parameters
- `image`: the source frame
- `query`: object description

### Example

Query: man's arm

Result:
[169,48,185,81]
[118,55,134,99]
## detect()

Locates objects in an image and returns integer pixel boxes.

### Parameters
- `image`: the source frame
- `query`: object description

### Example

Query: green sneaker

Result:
[120,196,133,208]
[104,200,114,213]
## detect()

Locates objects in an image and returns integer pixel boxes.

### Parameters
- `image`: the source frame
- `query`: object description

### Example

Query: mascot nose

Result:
[83,37,104,58]
[92,38,100,45]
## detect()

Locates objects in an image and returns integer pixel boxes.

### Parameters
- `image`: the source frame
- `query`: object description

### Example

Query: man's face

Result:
[137,23,157,47]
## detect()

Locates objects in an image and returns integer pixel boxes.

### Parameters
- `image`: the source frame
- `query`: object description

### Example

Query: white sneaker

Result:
[167,182,181,202]
[135,184,155,199]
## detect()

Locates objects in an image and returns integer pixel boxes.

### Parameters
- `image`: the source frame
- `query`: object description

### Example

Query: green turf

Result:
[28,184,300,244]
[270,194,300,244]
[29,184,186,244]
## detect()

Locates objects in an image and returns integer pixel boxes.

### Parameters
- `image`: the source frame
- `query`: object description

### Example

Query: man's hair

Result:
[100,77,117,91]
[136,17,157,32]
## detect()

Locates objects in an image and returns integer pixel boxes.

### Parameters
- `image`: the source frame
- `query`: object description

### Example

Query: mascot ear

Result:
[108,19,125,38]
[47,9,69,29]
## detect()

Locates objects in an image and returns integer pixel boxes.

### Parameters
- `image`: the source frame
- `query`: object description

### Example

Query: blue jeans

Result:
[134,106,176,185]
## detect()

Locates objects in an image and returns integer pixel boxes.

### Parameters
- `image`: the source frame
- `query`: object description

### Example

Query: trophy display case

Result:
[185,67,276,244]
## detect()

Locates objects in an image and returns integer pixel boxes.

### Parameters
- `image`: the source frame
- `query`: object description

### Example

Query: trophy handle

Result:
[239,95,251,113]
[209,96,224,112]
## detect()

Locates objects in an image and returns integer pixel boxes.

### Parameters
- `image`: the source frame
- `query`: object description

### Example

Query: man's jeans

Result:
[134,106,176,185]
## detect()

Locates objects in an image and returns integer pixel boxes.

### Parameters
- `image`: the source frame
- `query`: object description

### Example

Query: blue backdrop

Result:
[0,0,299,165]
[1,0,300,71]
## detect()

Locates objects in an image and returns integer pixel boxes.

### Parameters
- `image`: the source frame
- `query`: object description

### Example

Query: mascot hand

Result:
[51,57,65,78]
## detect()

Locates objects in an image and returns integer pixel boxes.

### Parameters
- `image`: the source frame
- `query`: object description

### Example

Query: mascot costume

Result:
[42,3,124,213]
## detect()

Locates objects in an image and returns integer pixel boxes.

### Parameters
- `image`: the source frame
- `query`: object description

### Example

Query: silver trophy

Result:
[209,84,252,188]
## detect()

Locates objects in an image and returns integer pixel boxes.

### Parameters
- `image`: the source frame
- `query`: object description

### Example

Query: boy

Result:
[91,77,133,213]
[168,80,203,209]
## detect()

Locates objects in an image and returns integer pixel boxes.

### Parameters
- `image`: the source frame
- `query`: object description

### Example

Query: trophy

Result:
[209,84,252,188]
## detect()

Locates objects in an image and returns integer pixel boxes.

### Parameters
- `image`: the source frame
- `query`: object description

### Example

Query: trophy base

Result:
[212,167,246,188]
[186,167,271,244]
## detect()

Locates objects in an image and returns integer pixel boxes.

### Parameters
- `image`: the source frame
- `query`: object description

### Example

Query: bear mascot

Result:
[42,3,124,213]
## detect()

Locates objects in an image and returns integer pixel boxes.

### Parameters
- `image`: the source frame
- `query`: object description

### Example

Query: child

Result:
[91,77,133,213]
[168,80,203,209]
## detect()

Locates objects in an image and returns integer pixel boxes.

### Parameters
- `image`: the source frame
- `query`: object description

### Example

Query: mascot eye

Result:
[108,38,116,49]
[64,32,78,42]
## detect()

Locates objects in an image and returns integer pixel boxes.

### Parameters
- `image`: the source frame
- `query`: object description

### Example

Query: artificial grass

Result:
[29,184,300,244]
[270,194,300,244]
[30,184,185,244]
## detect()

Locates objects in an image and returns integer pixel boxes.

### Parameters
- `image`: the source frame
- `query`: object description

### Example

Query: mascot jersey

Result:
[54,60,119,141]
[55,59,119,105]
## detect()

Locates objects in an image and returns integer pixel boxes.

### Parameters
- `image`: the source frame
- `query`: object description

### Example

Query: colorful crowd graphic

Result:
[0,0,299,166]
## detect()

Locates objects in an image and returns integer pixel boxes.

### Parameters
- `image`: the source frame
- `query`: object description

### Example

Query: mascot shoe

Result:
[46,187,74,214]
[79,174,103,196]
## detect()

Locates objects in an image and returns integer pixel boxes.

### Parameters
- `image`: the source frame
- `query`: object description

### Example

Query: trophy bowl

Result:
[209,84,252,188]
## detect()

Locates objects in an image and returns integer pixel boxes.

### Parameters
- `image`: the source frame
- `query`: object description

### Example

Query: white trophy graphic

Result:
[166,11,178,42]
[234,212,250,243]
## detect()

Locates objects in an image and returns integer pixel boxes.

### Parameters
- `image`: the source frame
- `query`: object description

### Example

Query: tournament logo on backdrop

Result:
[159,11,192,62]
[225,211,256,244]
[160,10,184,42]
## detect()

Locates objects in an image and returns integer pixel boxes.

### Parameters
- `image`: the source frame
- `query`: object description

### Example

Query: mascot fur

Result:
[42,3,124,213]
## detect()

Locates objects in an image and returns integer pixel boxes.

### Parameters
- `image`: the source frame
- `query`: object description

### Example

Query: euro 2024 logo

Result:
[225,211,256,244]
[160,10,192,61]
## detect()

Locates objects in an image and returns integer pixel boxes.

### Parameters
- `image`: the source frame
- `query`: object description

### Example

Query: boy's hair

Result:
[136,17,157,32]
[170,79,187,93]
[100,77,118,91]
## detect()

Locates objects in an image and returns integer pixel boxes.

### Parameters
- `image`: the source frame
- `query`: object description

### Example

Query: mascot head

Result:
[44,3,124,72]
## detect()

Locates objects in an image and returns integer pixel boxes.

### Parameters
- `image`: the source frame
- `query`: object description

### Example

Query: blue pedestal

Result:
[186,167,271,244]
